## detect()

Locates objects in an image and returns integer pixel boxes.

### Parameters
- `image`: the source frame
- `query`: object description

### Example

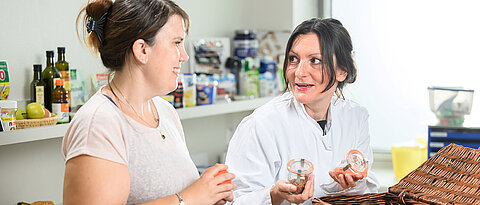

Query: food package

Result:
[0,61,10,100]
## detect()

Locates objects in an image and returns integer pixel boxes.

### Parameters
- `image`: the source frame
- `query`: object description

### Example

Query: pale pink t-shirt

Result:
[62,90,199,204]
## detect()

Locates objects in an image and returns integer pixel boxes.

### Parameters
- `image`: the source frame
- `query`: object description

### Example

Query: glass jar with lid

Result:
[287,158,314,194]
[334,149,368,178]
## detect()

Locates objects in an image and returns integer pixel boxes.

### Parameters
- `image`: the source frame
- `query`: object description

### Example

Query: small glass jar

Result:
[287,158,314,194]
[334,149,368,178]
[0,100,17,131]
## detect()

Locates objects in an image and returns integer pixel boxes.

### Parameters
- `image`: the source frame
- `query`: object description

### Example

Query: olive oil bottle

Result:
[30,64,46,107]
[55,47,71,110]
[42,51,61,112]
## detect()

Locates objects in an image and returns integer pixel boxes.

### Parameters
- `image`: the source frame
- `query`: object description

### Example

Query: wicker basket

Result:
[313,192,425,205]
[16,115,58,129]
[389,144,480,204]
[313,144,480,205]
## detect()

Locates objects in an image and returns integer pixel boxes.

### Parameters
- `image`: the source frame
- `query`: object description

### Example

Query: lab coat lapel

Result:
[292,96,333,151]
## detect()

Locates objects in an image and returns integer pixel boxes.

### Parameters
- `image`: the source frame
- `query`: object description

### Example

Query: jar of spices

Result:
[0,100,17,131]
[287,158,314,194]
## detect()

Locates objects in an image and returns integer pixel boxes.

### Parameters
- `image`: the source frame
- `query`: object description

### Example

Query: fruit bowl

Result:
[16,115,58,129]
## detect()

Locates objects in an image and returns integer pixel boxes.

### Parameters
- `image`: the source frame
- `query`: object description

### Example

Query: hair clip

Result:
[85,11,109,43]
[86,17,95,33]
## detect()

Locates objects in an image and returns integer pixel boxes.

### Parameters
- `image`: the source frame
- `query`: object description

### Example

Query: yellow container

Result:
[391,146,427,180]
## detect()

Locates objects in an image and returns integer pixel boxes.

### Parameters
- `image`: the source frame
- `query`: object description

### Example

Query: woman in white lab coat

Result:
[225,18,380,205]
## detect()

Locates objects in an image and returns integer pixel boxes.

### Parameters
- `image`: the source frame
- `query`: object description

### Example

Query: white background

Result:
[333,0,480,149]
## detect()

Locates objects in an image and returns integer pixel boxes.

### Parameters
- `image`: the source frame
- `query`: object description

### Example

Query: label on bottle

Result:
[53,78,61,89]
[35,86,45,107]
[59,71,71,107]
[52,103,69,123]
[173,82,184,108]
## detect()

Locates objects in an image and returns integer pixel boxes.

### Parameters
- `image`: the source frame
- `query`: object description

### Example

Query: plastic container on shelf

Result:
[233,30,251,59]
[0,100,17,131]
[196,74,216,105]
[428,87,474,126]
[233,30,258,59]
[287,158,314,195]
[391,138,428,180]
[259,56,276,74]
[183,73,197,107]
[259,72,276,97]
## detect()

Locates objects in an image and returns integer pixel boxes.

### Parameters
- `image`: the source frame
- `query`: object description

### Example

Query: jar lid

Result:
[235,29,250,35]
[287,158,314,175]
[0,100,17,109]
[346,149,368,174]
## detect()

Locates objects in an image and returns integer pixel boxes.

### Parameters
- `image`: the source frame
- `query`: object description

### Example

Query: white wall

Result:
[333,0,480,150]
[292,0,319,30]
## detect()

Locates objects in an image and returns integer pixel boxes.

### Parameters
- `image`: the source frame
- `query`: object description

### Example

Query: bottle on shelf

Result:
[30,64,46,107]
[42,50,62,112]
[55,47,71,110]
[52,79,69,123]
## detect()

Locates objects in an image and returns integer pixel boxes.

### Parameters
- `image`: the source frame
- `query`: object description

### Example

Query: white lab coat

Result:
[225,92,380,205]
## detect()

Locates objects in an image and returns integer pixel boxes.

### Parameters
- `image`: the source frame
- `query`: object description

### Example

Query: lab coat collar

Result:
[290,92,334,150]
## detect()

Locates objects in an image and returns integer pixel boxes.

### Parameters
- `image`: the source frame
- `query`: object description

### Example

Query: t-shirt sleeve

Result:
[62,103,128,165]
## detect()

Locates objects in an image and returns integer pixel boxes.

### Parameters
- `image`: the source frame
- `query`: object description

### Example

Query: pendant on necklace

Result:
[161,134,166,140]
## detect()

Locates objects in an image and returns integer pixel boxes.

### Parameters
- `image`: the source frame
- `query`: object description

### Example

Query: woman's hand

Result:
[328,171,363,190]
[270,174,315,205]
[181,164,236,205]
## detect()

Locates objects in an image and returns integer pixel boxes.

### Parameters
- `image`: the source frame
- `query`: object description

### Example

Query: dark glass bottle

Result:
[30,64,46,107]
[55,47,70,110]
[52,79,69,123]
[42,51,61,112]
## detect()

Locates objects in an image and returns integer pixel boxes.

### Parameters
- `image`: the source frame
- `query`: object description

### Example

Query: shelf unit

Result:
[0,97,274,147]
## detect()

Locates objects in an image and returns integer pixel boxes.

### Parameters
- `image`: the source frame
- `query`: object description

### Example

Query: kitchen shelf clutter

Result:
[0,97,274,147]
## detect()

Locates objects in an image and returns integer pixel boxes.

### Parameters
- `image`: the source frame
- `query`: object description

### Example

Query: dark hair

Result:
[76,0,190,71]
[282,18,356,99]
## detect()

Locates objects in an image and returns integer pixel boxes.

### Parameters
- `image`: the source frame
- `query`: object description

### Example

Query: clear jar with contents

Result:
[0,100,17,131]
[287,158,314,194]
[334,149,368,178]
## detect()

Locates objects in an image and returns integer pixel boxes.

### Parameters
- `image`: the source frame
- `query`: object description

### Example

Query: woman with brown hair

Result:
[225,18,379,205]
[62,0,235,204]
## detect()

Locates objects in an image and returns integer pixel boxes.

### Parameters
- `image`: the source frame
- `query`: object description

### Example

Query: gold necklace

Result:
[111,81,159,127]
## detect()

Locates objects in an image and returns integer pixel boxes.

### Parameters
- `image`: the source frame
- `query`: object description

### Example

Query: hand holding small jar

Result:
[270,158,315,205]
[329,149,368,190]
[181,164,236,205]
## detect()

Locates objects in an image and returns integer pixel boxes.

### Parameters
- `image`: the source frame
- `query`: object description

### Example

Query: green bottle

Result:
[42,50,62,112]
[31,64,46,107]
[55,47,71,110]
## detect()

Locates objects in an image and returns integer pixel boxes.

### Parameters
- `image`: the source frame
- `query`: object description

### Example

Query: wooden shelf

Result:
[0,97,274,146]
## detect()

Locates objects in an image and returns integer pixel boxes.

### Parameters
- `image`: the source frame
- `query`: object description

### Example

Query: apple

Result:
[43,108,51,118]
[16,108,27,120]
[26,102,45,119]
